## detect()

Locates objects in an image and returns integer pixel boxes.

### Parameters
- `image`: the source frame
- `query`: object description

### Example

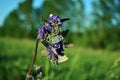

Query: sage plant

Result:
[25,14,70,80]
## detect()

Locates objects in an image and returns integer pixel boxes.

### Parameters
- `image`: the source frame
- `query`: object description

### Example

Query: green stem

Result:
[25,38,39,80]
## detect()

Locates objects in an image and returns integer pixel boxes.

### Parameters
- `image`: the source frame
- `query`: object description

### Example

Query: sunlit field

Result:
[0,37,120,80]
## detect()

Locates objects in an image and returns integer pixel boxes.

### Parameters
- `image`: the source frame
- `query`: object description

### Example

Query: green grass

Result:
[0,37,120,80]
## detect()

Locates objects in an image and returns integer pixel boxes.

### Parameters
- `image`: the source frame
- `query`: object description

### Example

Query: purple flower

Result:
[54,43,60,49]
[43,24,52,33]
[48,14,62,25]
[47,45,58,66]
[48,45,57,59]
[37,14,70,66]
[55,41,64,56]
[37,28,44,39]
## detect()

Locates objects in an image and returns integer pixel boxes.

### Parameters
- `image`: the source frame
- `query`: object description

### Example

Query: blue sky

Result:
[0,0,44,26]
[0,0,92,26]
[0,0,24,26]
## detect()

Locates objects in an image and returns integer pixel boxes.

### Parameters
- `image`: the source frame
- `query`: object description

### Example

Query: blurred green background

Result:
[0,0,120,80]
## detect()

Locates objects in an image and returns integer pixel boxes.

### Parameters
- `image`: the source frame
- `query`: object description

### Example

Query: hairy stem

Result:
[25,38,39,80]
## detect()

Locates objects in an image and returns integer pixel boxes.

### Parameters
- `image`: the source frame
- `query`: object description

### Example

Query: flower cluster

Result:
[38,14,69,66]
